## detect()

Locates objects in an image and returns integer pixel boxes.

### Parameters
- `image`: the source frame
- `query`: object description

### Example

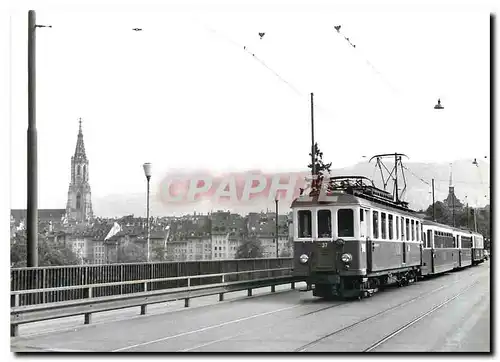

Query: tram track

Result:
[295,275,483,352]
[179,300,350,351]
[363,281,480,352]
[183,270,483,352]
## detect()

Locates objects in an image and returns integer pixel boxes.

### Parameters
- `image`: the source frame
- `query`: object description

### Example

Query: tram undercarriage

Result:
[304,269,419,299]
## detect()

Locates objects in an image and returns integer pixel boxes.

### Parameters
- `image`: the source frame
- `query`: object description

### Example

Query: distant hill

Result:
[93,159,490,217]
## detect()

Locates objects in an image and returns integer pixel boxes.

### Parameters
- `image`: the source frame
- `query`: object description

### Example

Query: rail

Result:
[11,264,301,337]
[11,258,293,306]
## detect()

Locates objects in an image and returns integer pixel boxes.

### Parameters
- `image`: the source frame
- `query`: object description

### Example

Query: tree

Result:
[236,237,263,259]
[306,142,332,194]
[424,201,450,224]
[11,232,80,267]
[424,202,490,240]
[307,142,332,176]
[117,241,147,263]
[152,243,166,262]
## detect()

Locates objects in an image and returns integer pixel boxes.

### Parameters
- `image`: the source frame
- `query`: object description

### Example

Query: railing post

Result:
[271,285,276,293]
[219,293,224,302]
[14,294,19,307]
[291,282,295,290]
[88,287,93,299]
[120,264,124,295]
[144,282,148,292]
[11,324,18,338]
[185,298,190,308]
[140,305,147,315]
[247,288,252,297]
[42,269,46,304]
[84,313,92,325]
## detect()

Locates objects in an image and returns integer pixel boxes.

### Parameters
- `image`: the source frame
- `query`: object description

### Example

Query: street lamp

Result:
[143,162,152,262]
[27,10,52,267]
[434,98,444,110]
[275,197,279,258]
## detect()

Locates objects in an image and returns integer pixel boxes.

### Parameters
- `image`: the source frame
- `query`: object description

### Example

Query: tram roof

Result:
[290,191,419,217]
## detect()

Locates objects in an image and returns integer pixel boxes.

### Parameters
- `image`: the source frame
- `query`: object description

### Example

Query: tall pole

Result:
[466,203,469,229]
[27,10,38,267]
[452,193,455,227]
[473,208,478,232]
[394,153,398,203]
[310,93,315,177]
[431,179,435,221]
[146,176,151,262]
[275,198,279,258]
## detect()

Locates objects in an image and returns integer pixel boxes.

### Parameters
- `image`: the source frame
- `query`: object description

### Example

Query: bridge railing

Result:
[11,258,293,307]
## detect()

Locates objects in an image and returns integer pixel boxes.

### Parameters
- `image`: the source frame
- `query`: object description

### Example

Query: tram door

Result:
[427,230,434,273]
[402,217,406,264]
[361,209,371,272]
[360,209,368,238]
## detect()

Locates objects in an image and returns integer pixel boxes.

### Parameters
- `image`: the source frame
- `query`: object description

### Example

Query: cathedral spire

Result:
[74,118,87,160]
[67,118,93,223]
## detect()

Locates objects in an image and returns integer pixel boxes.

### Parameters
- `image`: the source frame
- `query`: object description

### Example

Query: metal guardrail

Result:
[10,266,300,337]
[11,258,293,307]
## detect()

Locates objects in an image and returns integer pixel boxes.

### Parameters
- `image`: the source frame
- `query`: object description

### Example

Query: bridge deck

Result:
[11,262,490,353]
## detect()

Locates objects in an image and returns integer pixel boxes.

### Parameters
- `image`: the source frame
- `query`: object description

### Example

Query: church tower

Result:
[443,163,463,209]
[66,118,94,223]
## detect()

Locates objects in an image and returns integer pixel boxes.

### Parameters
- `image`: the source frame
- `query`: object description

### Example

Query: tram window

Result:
[372,211,379,239]
[416,221,420,241]
[405,219,410,241]
[381,213,387,239]
[396,216,399,240]
[298,210,312,238]
[388,214,394,240]
[401,217,405,240]
[411,220,415,241]
[318,210,332,238]
[360,209,364,222]
[338,209,354,237]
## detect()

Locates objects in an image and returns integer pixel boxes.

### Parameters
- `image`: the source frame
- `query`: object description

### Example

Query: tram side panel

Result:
[433,249,458,274]
[472,248,484,263]
[369,240,405,272]
[406,242,422,267]
[421,249,433,275]
[459,249,472,268]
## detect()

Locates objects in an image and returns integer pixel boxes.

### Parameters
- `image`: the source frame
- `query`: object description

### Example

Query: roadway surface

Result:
[11,261,490,353]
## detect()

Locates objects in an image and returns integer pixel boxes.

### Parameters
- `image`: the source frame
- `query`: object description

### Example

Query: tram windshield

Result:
[318,210,332,238]
[298,210,312,238]
[338,209,354,237]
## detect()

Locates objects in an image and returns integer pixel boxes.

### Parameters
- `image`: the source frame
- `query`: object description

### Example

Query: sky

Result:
[7,1,492,210]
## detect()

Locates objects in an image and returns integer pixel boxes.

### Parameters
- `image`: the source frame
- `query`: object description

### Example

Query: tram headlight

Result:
[341,253,352,264]
[299,254,309,264]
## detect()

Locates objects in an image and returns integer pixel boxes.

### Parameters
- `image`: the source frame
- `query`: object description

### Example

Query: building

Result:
[10,209,67,226]
[443,165,464,210]
[65,119,94,223]
[246,211,290,258]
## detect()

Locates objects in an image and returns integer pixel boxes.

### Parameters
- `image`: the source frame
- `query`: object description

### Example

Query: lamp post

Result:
[143,163,152,262]
[434,98,444,109]
[275,197,279,258]
[27,10,52,267]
